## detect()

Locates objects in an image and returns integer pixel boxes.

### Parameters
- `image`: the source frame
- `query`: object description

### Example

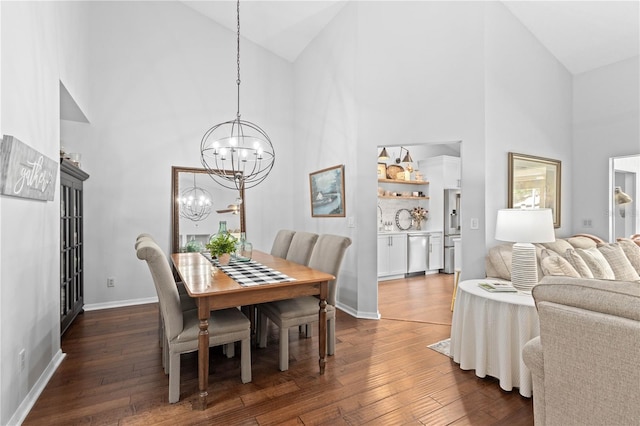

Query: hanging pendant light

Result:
[178,173,213,222]
[200,0,275,191]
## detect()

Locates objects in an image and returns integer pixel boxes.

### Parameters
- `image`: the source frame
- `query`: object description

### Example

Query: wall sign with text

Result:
[0,135,58,201]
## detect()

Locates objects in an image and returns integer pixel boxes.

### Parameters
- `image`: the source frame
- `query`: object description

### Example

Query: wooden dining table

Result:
[171,250,335,410]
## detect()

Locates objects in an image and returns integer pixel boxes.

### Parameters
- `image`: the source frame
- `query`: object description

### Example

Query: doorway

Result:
[376,141,462,309]
[610,154,639,241]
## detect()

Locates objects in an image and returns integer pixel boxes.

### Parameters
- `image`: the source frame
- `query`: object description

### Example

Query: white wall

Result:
[295,1,486,317]
[484,2,573,244]
[1,2,90,424]
[61,1,295,308]
[293,3,360,313]
[572,56,640,239]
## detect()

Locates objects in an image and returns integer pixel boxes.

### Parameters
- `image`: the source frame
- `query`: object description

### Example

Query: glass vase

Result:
[234,232,252,262]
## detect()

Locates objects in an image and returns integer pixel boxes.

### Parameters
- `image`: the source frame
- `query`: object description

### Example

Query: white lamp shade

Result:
[495,208,555,243]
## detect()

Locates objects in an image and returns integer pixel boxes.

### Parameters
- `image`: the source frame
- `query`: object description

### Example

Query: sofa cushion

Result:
[617,238,640,274]
[597,243,640,281]
[564,249,594,278]
[565,236,598,250]
[576,247,615,280]
[540,239,573,256]
[540,249,580,278]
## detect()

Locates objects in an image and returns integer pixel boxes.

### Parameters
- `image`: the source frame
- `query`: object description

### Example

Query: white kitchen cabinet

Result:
[428,232,443,270]
[377,233,407,279]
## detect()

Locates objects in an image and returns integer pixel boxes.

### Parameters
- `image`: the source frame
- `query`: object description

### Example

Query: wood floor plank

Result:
[23,274,533,425]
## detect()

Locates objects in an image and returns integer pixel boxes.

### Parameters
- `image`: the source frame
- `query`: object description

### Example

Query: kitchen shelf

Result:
[378,178,428,185]
[378,195,430,200]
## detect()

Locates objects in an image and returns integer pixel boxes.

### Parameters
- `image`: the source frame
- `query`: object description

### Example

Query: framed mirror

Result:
[171,166,245,253]
[508,152,561,228]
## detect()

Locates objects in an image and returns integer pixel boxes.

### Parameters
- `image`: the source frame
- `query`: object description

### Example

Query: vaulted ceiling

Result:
[183,1,639,74]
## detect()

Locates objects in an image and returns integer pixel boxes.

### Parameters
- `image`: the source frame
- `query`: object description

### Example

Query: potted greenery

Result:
[206,232,237,266]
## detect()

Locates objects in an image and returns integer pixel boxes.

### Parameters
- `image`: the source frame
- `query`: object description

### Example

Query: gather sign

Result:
[0,135,57,201]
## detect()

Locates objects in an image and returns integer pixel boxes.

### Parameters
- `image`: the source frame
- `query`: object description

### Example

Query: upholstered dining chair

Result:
[258,234,352,371]
[285,231,319,265]
[136,239,252,403]
[135,234,195,347]
[270,229,296,258]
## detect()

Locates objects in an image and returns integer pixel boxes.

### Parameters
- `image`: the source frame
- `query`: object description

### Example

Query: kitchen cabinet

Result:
[377,233,407,279]
[60,159,89,335]
[420,155,460,189]
[428,232,443,270]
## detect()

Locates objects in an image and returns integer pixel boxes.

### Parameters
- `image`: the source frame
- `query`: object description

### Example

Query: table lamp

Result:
[495,208,555,292]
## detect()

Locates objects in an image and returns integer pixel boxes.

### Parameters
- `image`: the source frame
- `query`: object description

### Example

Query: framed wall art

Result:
[508,152,561,227]
[309,164,345,217]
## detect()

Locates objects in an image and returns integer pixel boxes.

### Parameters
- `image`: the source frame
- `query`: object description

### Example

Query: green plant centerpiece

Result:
[206,232,237,266]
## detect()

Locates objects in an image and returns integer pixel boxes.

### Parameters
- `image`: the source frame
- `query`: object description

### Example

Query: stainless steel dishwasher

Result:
[407,233,429,274]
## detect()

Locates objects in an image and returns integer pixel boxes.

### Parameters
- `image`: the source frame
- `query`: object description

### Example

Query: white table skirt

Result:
[450,279,539,397]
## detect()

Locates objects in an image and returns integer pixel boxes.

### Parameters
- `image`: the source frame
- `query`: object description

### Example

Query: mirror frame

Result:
[508,152,561,228]
[171,166,246,253]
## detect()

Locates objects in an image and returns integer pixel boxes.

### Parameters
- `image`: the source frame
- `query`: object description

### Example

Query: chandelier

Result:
[200,0,275,191]
[178,174,213,222]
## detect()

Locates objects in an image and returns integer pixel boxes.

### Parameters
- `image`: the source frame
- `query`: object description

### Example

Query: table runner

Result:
[207,256,296,287]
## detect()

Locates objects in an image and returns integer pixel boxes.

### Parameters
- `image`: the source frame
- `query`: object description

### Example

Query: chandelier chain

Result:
[236,0,241,119]
[200,0,275,191]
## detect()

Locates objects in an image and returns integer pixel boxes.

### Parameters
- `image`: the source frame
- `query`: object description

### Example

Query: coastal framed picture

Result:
[309,164,345,217]
[508,152,561,228]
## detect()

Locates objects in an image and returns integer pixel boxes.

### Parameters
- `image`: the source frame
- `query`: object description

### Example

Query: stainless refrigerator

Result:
[443,189,461,274]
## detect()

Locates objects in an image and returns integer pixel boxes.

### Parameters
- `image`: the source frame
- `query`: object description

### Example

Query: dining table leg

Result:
[318,281,328,374]
[196,299,210,410]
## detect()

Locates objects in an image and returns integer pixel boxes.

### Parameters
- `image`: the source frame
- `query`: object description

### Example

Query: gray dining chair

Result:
[136,233,195,352]
[136,239,251,403]
[270,229,296,258]
[258,234,352,371]
[285,231,319,265]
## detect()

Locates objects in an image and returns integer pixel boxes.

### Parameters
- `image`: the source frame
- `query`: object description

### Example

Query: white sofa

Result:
[523,276,640,425]
[486,235,640,283]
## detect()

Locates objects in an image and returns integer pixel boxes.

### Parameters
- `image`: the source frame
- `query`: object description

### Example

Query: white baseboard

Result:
[336,302,380,320]
[83,296,158,311]
[8,350,65,426]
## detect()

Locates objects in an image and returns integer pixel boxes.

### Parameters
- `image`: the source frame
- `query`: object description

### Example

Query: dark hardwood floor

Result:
[24,274,533,425]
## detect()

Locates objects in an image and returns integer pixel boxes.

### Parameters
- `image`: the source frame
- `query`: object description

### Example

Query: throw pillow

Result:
[486,244,512,281]
[597,243,640,281]
[565,236,598,250]
[564,249,594,278]
[541,239,574,256]
[617,238,640,275]
[540,249,580,278]
[575,247,615,280]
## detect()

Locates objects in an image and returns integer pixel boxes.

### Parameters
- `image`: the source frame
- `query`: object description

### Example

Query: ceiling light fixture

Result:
[395,147,413,164]
[200,0,275,191]
[378,147,389,161]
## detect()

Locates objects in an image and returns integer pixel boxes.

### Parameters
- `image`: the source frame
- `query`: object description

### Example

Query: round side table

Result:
[450,279,539,397]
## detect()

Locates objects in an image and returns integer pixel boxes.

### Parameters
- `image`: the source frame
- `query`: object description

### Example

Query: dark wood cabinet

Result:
[60,159,89,335]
